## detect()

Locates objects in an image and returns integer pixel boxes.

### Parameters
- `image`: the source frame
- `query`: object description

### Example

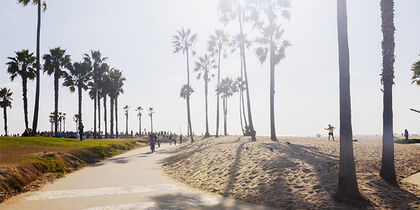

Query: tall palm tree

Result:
[108,68,122,138]
[219,0,256,141]
[194,53,216,137]
[113,71,125,139]
[208,29,229,138]
[335,0,362,199]
[231,34,252,135]
[17,0,46,135]
[63,61,92,141]
[379,0,396,183]
[180,84,194,141]
[148,107,154,133]
[252,0,291,141]
[73,114,79,131]
[123,105,129,135]
[135,106,143,135]
[43,47,71,136]
[85,50,107,139]
[173,27,197,142]
[6,49,36,129]
[99,67,111,139]
[217,77,238,136]
[0,88,13,136]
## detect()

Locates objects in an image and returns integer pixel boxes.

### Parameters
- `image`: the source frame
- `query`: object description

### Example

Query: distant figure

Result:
[324,124,335,141]
[404,129,409,142]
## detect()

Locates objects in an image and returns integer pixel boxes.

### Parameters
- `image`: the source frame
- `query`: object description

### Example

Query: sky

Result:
[0,0,419,137]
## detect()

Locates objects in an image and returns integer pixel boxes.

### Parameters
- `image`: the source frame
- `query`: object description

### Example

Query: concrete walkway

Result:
[0,144,270,210]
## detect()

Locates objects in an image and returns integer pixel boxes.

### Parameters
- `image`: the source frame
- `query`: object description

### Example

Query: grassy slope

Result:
[0,136,147,202]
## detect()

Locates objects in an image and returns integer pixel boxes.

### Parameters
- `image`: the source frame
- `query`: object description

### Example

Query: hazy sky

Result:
[0,0,419,137]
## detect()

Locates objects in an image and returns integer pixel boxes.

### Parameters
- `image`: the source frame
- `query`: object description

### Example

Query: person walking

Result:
[404,129,409,143]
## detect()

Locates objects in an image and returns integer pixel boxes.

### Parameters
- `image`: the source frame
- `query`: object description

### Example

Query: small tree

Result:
[148,107,154,133]
[216,77,238,136]
[123,105,129,135]
[135,106,143,135]
[0,88,13,136]
[180,84,194,142]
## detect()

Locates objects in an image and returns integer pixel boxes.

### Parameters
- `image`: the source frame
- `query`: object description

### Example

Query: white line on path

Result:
[26,184,179,201]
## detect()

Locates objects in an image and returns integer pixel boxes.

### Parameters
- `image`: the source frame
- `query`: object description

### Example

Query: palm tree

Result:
[112,71,125,139]
[17,0,46,135]
[73,114,79,131]
[123,105,129,135]
[217,77,238,136]
[43,47,71,136]
[135,106,143,135]
[180,84,194,140]
[99,67,111,139]
[219,0,256,141]
[85,50,107,139]
[173,27,197,142]
[208,29,229,138]
[252,0,291,141]
[411,56,420,84]
[148,107,154,133]
[63,61,92,141]
[335,0,362,200]
[0,88,13,136]
[194,53,216,137]
[379,0,397,183]
[6,49,36,129]
[231,34,252,135]
[109,68,122,138]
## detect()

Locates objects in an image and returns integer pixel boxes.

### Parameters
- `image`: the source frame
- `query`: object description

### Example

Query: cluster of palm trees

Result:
[172,0,402,202]
[173,0,291,142]
[4,47,126,141]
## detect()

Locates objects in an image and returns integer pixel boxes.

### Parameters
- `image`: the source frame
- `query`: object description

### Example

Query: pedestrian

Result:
[324,124,335,141]
[404,129,409,143]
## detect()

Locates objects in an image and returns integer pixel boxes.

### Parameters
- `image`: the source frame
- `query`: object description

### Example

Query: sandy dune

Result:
[162,136,420,209]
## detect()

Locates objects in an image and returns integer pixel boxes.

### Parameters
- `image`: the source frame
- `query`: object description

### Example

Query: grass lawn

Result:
[0,136,147,165]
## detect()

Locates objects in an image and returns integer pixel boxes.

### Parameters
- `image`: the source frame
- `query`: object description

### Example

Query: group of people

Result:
[148,132,184,153]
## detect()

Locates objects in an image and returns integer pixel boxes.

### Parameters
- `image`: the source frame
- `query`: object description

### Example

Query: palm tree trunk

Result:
[224,98,227,136]
[22,78,29,129]
[239,87,245,135]
[150,116,153,133]
[270,43,277,141]
[32,1,41,135]
[54,73,59,137]
[93,92,97,139]
[115,97,119,138]
[379,0,396,183]
[238,10,256,141]
[336,0,362,199]
[78,85,83,141]
[98,96,101,138]
[205,78,210,137]
[186,49,194,142]
[216,49,221,137]
[110,97,114,138]
[3,107,8,136]
[139,114,141,135]
[104,95,108,138]
[240,55,248,128]
[125,113,128,135]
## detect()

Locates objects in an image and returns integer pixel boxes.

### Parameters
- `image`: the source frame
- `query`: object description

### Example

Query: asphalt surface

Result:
[1,143,270,210]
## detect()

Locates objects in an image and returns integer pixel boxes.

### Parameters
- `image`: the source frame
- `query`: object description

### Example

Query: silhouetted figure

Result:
[404,129,409,142]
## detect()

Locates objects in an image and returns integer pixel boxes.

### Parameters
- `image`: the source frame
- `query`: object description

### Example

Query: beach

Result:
[162,136,420,209]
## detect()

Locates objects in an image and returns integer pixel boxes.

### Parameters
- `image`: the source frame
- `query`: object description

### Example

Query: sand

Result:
[162,136,420,209]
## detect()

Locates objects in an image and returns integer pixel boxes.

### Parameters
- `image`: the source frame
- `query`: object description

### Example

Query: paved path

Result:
[1,144,270,210]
